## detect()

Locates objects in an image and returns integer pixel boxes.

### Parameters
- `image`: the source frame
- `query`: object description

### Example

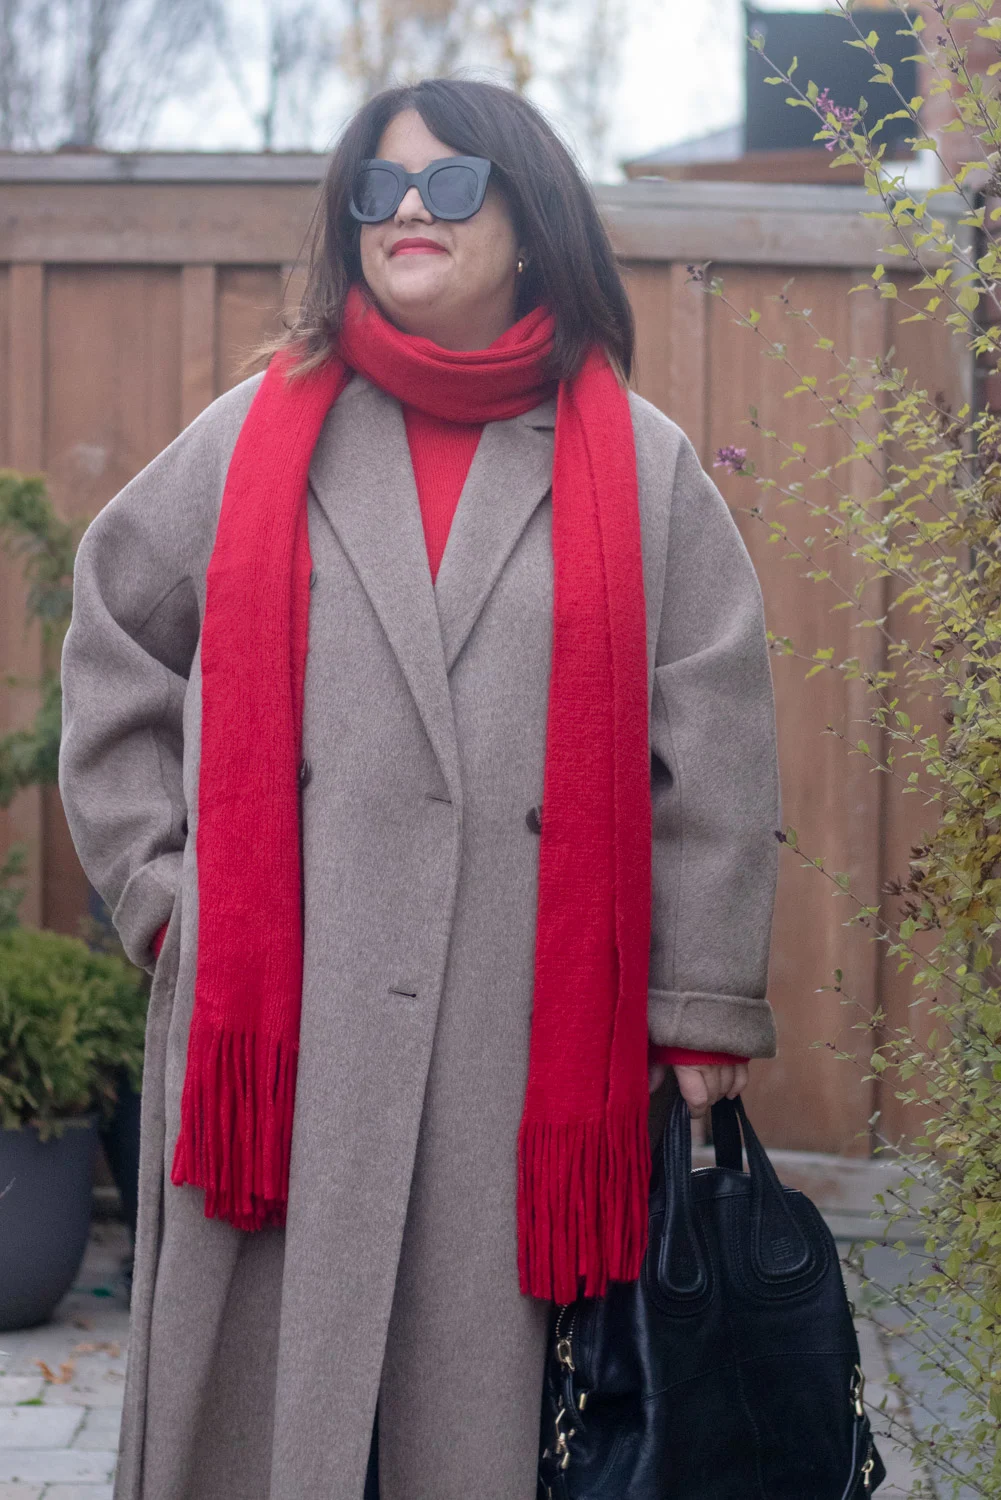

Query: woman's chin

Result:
[380,261,453,311]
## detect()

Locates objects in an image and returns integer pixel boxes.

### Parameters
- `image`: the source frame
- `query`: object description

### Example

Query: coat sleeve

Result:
[646,431,780,1059]
[58,377,261,969]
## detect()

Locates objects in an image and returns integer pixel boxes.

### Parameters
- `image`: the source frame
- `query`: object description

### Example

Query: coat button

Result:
[298,758,312,789]
[526,804,542,834]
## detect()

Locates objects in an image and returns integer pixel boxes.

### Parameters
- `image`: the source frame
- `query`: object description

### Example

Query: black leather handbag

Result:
[538,1092,886,1499]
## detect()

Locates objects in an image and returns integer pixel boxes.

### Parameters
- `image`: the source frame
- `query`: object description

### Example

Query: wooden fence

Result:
[0,156,970,1155]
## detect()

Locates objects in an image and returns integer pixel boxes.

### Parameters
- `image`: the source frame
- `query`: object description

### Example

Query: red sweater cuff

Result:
[650,1044,749,1067]
[151,923,168,959]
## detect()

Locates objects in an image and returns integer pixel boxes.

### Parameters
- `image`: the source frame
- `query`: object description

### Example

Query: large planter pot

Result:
[0,1118,98,1331]
[98,1072,141,1238]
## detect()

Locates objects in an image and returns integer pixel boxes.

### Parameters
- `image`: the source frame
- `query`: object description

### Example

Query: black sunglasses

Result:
[349,156,492,223]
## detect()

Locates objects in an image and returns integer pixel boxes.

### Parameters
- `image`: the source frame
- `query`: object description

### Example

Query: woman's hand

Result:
[647,1061,749,1119]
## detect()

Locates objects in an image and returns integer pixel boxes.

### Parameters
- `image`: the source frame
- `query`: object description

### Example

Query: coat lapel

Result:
[434,397,555,672]
[308,374,461,804]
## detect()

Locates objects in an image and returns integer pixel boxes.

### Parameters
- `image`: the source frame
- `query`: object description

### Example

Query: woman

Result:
[59,79,779,1500]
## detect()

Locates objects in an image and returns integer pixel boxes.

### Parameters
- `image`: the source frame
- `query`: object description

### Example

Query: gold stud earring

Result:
[516,256,526,275]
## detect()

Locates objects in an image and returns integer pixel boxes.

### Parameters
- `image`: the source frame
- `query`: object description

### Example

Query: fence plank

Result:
[281,260,309,329]
[180,266,217,429]
[0,184,321,265]
[216,268,284,395]
[622,261,673,416]
[841,276,892,1155]
[875,284,968,1154]
[666,262,708,459]
[40,266,183,931]
[3,263,45,926]
[0,175,965,269]
[8,265,43,466]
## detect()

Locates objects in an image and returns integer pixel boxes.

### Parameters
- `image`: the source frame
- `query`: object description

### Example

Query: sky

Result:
[151,0,837,180]
[606,0,835,173]
[608,0,745,171]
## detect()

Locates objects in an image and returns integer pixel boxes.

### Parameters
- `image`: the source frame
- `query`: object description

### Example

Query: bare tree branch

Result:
[0,0,621,168]
[0,0,221,148]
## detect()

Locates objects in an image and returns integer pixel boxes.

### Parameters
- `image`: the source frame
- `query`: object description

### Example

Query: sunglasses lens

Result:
[428,163,480,217]
[354,166,400,220]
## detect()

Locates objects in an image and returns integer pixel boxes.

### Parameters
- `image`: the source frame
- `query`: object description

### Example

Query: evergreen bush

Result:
[0,926,147,1140]
[0,470,78,810]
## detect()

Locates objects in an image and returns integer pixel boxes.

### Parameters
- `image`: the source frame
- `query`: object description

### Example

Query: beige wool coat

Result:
[59,369,780,1500]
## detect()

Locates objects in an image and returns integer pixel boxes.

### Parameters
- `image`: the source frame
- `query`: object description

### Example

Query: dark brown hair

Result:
[280,77,634,383]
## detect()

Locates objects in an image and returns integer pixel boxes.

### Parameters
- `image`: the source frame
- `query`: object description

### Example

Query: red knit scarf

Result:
[171,285,652,1301]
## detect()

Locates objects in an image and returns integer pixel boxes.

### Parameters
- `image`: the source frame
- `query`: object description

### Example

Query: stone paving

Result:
[0,1222,129,1500]
[0,1216,932,1498]
[844,1264,928,1499]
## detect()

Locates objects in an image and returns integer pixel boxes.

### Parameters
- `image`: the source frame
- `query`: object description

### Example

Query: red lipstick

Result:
[390,237,447,256]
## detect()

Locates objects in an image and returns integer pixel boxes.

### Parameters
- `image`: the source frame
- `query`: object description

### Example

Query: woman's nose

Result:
[395,184,433,224]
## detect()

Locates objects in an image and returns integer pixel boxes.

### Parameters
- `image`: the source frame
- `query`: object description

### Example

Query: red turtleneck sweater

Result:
[152,406,746,1073]
[403,404,482,581]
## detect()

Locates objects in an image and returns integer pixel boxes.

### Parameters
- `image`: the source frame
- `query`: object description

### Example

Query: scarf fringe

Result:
[517,1105,651,1302]
[170,1021,298,1231]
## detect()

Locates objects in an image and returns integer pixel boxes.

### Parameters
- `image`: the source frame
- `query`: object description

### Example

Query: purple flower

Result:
[713,445,747,474]
[816,88,856,151]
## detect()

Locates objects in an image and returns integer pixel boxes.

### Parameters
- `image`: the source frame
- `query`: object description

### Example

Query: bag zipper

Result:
[555,1303,576,1372]
[848,1365,875,1496]
[554,1304,588,1412]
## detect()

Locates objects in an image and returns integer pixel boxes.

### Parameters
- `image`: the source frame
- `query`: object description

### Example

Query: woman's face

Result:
[358,108,523,351]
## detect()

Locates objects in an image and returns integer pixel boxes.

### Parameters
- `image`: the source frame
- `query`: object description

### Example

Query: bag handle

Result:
[653,1091,710,1298]
[710,1094,744,1170]
[654,1094,814,1295]
[711,1095,815,1279]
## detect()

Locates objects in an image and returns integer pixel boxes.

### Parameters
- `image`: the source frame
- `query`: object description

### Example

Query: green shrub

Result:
[0,847,26,934]
[0,470,79,812]
[0,926,147,1138]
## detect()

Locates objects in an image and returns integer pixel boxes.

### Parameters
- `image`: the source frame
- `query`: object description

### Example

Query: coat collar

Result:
[307,374,554,800]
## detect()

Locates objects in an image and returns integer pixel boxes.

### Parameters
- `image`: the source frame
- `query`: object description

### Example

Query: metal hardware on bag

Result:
[552,1397,570,1466]
[861,1454,875,1491]
[552,1406,574,1472]
[555,1303,576,1372]
[850,1363,866,1418]
[553,1407,575,1446]
[549,1303,588,1482]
